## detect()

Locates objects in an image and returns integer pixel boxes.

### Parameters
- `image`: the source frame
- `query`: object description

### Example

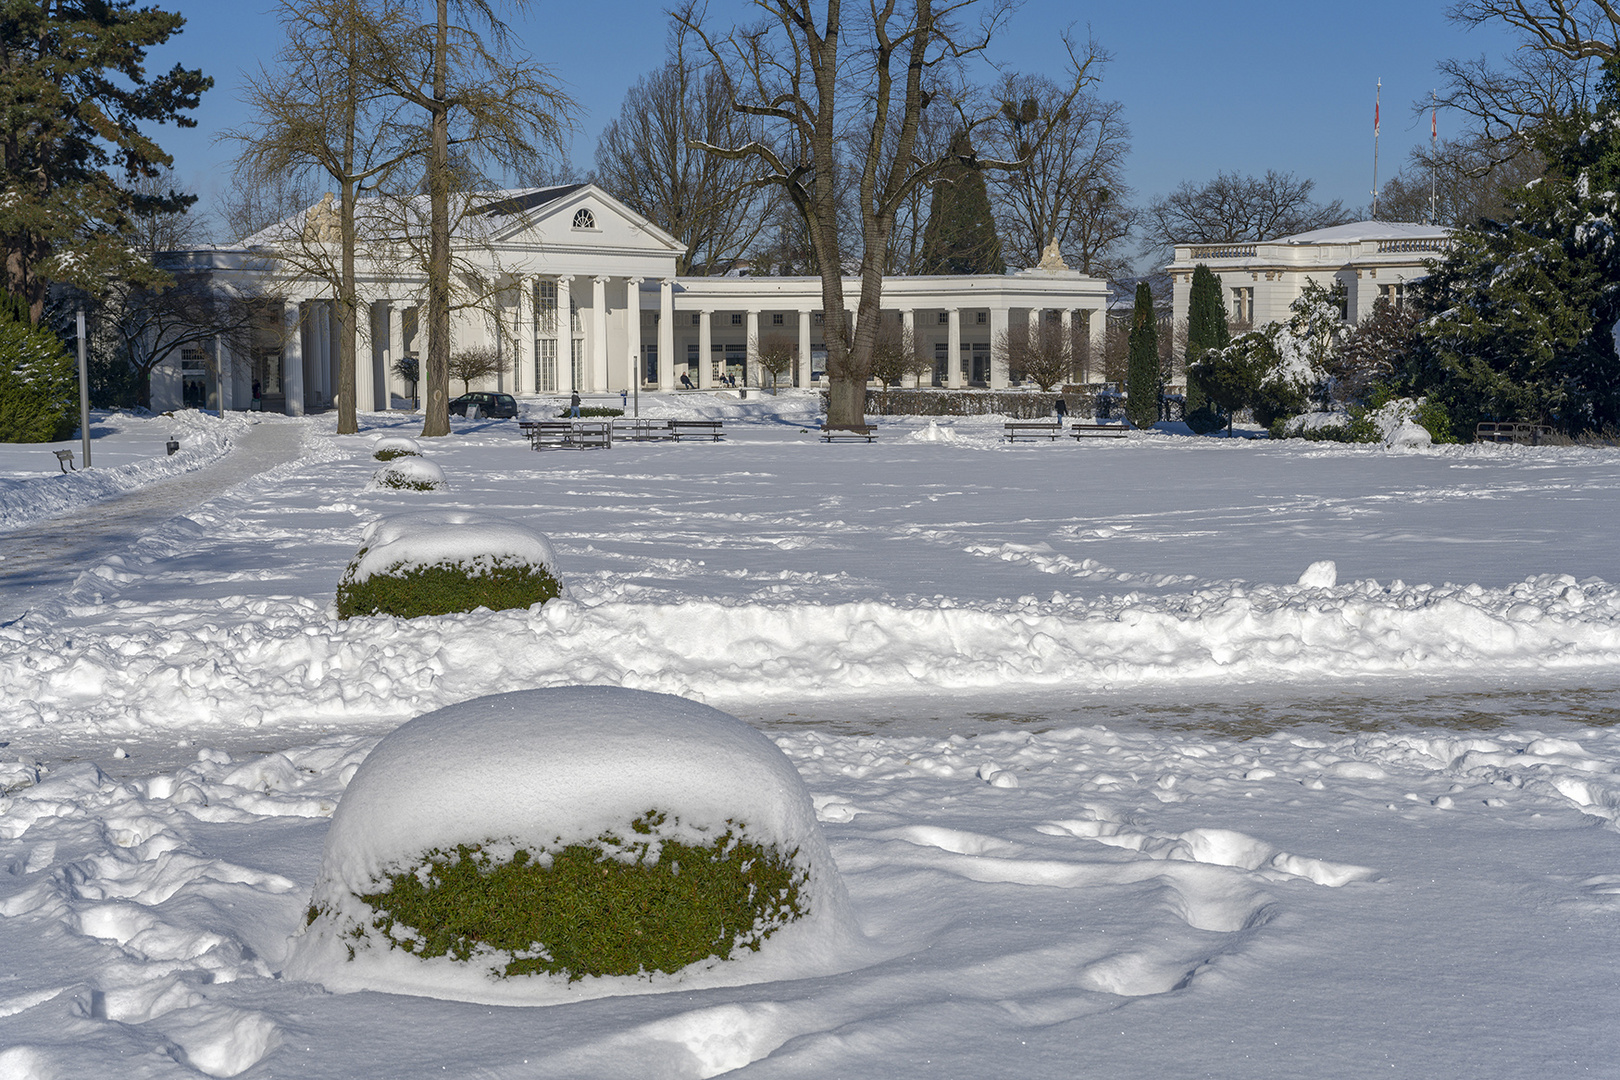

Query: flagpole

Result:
[1372,78,1381,219]
[1429,90,1439,225]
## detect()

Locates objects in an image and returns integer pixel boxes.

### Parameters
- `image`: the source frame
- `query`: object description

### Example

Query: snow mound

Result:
[286,687,862,1004]
[909,420,959,443]
[368,457,446,491]
[1386,419,1433,448]
[1296,560,1338,588]
[371,435,421,457]
[347,511,559,585]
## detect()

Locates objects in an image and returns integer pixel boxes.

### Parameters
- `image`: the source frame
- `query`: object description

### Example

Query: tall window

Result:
[538,338,557,392]
[1231,287,1254,324]
[537,280,557,334]
[1379,282,1407,310]
[571,337,584,388]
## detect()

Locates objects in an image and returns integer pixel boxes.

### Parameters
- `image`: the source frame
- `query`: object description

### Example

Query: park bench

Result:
[519,420,574,449]
[53,449,76,472]
[669,420,724,442]
[1003,421,1063,442]
[1070,422,1129,439]
[612,418,674,441]
[1476,422,1555,446]
[821,424,878,443]
[568,421,614,449]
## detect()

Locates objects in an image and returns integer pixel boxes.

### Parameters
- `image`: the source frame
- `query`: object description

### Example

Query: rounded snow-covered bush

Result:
[334,510,561,620]
[372,435,422,461]
[370,456,446,491]
[287,687,859,1004]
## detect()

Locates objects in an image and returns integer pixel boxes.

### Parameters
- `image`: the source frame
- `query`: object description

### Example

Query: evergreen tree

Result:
[919,132,1006,275]
[0,1,211,322]
[1125,281,1159,427]
[0,291,75,441]
[1182,263,1228,412]
[1412,58,1620,435]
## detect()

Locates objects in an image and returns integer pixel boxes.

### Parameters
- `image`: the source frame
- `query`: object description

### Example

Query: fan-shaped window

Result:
[572,208,596,230]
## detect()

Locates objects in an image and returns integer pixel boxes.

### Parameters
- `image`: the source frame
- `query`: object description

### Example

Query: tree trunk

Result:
[420,0,451,438]
[337,174,358,434]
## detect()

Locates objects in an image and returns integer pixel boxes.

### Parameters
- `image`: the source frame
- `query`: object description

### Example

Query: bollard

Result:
[166,437,179,456]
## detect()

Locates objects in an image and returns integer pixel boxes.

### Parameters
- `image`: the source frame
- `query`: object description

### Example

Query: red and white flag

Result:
[1374,99,1381,136]
[1431,108,1437,140]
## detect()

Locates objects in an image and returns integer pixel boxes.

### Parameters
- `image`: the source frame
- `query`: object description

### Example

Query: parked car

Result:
[448,392,518,419]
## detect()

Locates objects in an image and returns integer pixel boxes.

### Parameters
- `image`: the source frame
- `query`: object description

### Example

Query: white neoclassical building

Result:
[1166,220,1453,331]
[153,184,1111,414]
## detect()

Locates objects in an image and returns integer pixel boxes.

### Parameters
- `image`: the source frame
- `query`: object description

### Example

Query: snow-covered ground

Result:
[1,393,1616,1078]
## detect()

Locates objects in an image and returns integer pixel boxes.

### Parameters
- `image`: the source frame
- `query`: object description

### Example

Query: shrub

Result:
[345,811,806,982]
[373,448,419,461]
[555,406,623,418]
[0,318,77,443]
[372,435,422,461]
[370,457,447,492]
[1184,403,1227,435]
[334,512,561,620]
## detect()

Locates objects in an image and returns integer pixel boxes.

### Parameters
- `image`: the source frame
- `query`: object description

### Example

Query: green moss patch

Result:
[350,812,806,981]
[335,551,561,619]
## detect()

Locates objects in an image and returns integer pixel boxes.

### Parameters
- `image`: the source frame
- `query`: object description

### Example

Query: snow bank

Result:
[286,687,862,1004]
[0,409,253,532]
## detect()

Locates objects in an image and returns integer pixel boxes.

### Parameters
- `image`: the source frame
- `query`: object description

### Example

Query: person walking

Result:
[1054,395,1068,421]
[570,390,581,418]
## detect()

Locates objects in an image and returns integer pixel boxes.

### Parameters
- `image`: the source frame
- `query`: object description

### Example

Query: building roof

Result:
[1274,220,1452,245]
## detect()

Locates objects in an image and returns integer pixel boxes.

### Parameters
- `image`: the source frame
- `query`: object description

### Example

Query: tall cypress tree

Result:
[1126,281,1160,428]
[919,131,1006,275]
[0,1,210,322]
[1183,263,1228,413]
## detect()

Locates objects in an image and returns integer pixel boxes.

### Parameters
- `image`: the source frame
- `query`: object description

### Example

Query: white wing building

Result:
[1166,220,1453,331]
[156,184,1111,414]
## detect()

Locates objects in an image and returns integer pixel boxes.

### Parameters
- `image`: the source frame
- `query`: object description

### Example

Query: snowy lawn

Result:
[0,393,1617,1078]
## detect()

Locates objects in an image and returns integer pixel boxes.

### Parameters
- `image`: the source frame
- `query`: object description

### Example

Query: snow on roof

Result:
[236,185,588,250]
[1274,220,1453,245]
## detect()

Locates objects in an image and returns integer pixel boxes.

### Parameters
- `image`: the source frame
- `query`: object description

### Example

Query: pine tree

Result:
[919,132,1007,275]
[1126,281,1160,427]
[1183,263,1228,413]
[1413,58,1620,435]
[0,2,211,322]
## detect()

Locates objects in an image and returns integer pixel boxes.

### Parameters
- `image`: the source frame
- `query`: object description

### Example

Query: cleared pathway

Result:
[0,422,308,624]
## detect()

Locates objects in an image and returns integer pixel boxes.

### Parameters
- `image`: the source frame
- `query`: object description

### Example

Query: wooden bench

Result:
[669,419,724,442]
[1004,421,1063,442]
[1070,422,1128,439]
[519,420,575,449]
[1476,422,1555,445]
[612,418,674,441]
[53,449,76,472]
[821,424,878,443]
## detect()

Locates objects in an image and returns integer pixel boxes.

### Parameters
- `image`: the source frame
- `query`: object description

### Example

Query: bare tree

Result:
[981,73,1135,277]
[362,0,574,437]
[97,266,262,410]
[593,28,776,276]
[1447,1,1620,62]
[676,0,1102,427]
[447,345,503,392]
[1140,171,1356,264]
[994,321,1070,390]
[869,321,932,407]
[229,0,419,435]
[753,332,796,392]
[127,168,211,251]
[216,170,323,243]
[1375,135,1545,225]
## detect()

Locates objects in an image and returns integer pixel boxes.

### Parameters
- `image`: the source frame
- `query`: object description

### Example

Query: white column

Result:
[658,278,675,390]
[214,334,233,411]
[555,275,573,397]
[946,308,963,389]
[697,309,713,389]
[283,300,305,416]
[355,305,375,413]
[797,309,812,388]
[516,278,535,396]
[745,309,760,387]
[387,304,405,407]
[627,278,643,389]
[1060,308,1074,385]
[901,309,917,387]
[1088,307,1106,384]
[314,302,331,406]
[591,275,609,391]
[990,306,1010,388]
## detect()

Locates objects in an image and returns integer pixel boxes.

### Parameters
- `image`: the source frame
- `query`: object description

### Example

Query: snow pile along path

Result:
[4,563,1618,736]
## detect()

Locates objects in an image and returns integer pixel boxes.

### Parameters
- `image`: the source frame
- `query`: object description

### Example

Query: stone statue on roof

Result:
[302,192,341,244]
[1037,236,1068,272]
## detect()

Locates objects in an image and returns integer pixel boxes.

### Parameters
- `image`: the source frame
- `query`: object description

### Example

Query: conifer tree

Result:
[1182,263,1227,413]
[1126,281,1159,427]
[919,132,1007,275]
[0,1,210,322]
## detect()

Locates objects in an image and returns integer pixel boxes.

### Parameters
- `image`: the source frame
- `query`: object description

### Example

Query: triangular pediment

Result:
[471,184,681,254]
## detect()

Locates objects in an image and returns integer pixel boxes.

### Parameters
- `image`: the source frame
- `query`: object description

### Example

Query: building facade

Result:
[1166,221,1453,332]
[158,184,1111,414]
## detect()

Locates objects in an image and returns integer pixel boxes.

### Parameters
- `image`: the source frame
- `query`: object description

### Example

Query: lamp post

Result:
[76,308,90,468]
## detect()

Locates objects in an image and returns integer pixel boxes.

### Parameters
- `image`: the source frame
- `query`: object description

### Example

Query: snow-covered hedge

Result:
[287,687,859,1004]
[370,456,446,491]
[334,510,562,620]
[372,435,421,461]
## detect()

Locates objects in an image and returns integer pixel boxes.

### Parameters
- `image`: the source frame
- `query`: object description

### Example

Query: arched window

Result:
[572,208,596,230]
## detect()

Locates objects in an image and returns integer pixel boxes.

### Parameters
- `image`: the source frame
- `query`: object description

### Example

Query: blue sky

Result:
[154,1,1521,230]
